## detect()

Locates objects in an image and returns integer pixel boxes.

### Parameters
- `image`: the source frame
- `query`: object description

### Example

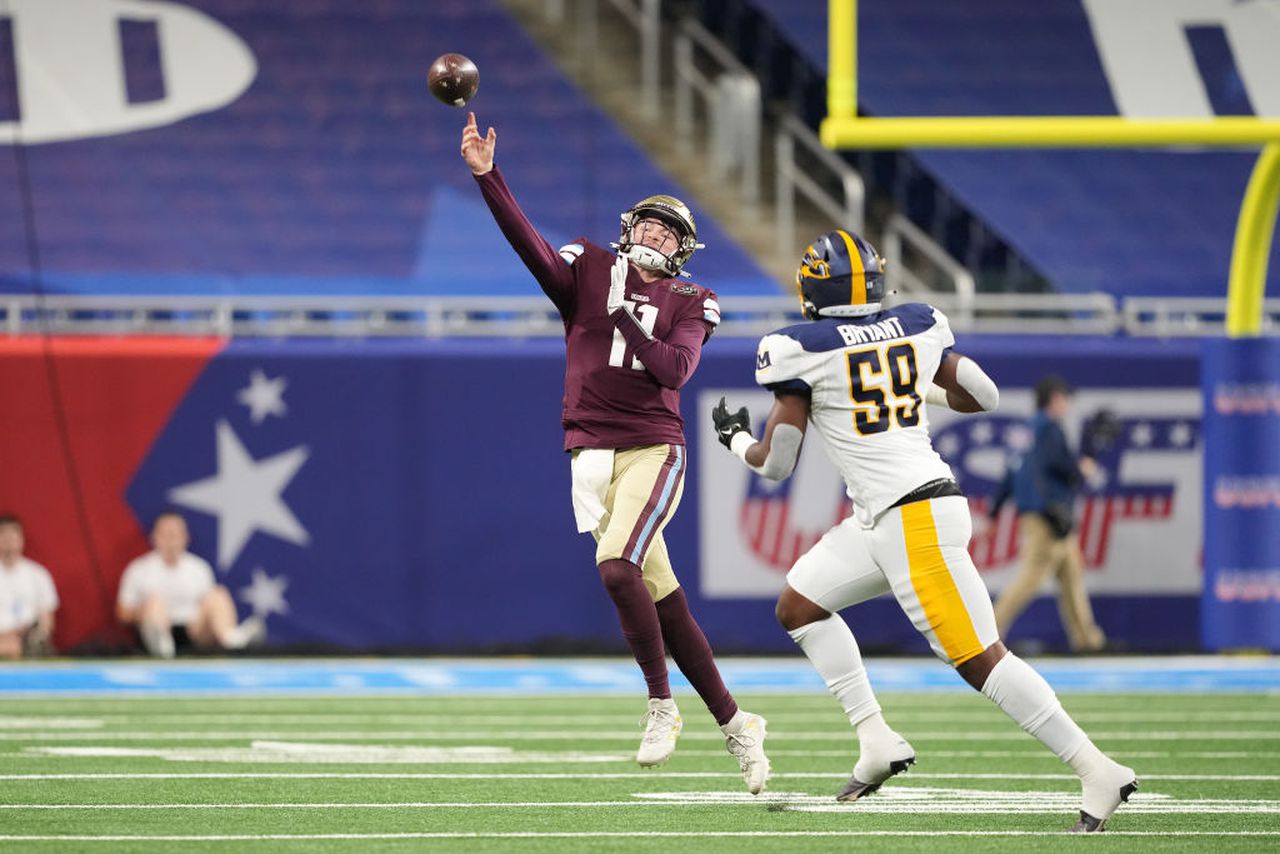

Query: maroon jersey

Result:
[475,166,721,450]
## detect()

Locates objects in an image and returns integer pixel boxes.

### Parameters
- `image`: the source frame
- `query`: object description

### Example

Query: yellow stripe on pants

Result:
[901,500,984,665]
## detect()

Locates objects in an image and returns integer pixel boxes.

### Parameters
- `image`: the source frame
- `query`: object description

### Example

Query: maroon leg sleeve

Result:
[656,587,738,725]
[598,559,670,699]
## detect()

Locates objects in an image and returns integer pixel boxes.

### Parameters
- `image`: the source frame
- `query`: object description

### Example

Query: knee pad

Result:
[598,558,642,595]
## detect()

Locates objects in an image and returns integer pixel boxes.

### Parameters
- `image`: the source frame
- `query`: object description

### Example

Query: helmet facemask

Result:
[614,196,704,278]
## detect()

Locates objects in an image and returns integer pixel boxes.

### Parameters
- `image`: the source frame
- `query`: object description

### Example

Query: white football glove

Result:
[608,254,628,314]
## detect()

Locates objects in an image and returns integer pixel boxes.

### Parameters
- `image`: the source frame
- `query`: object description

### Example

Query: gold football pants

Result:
[591,444,684,602]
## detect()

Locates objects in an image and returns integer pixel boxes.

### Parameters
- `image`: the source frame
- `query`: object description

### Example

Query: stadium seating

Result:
[0,0,777,297]
[712,0,1280,298]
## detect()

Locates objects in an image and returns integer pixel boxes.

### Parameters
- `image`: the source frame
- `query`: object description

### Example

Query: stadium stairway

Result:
[500,0,870,287]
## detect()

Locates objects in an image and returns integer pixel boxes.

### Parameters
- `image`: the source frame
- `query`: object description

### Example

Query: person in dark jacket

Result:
[992,376,1106,652]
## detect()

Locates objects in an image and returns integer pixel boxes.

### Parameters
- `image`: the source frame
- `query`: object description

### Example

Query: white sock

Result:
[220,624,248,650]
[720,710,745,734]
[1066,740,1111,778]
[140,621,175,659]
[980,652,1090,763]
[788,615,882,730]
[854,711,896,750]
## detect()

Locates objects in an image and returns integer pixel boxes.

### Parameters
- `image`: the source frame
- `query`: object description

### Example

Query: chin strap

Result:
[610,242,701,278]
[624,245,670,273]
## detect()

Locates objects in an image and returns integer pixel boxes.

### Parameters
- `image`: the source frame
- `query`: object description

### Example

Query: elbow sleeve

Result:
[749,423,803,481]
[956,357,1000,411]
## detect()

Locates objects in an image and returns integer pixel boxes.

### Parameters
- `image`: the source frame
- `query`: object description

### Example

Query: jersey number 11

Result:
[608,302,659,370]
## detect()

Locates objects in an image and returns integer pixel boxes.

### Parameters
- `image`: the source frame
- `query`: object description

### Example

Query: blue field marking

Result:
[0,657,1276,696]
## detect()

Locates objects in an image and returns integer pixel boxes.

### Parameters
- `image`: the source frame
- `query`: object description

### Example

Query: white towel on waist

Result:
[570,448,615,533]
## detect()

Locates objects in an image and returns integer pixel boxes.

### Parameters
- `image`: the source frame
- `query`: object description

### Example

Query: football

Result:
[427,53,479,107]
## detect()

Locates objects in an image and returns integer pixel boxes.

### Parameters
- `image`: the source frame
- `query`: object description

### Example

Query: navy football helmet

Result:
[617,195,704,278]
[795,229,886,319]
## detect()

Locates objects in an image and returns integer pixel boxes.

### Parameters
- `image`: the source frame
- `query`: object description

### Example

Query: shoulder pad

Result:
[701,295,720,326]
[755,331,813,386]
[557,242,585,266]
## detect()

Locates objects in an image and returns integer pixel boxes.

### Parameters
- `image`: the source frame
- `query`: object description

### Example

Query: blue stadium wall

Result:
[0,0,1219,654]
[0,333,1204,655]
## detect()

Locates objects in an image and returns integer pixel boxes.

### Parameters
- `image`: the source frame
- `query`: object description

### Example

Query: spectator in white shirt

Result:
[116,511,263,658]
[0,515,59,659]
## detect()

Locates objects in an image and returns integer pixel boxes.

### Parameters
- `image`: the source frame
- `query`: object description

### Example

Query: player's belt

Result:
[889,477,964,509]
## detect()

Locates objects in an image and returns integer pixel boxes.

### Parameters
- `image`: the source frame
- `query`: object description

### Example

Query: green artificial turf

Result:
[1,689,1277,852]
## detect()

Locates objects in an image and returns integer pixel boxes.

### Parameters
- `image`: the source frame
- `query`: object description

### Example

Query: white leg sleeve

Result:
[980,653,1089,762]
[788,614,881,727]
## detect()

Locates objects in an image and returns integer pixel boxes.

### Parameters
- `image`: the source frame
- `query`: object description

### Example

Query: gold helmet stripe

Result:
[836,229,867,306]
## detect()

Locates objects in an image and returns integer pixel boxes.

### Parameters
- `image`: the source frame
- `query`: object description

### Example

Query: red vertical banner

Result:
[0,336,223,650]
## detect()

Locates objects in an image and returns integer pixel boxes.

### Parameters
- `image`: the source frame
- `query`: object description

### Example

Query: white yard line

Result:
[0,771,1276,781]
[4,710,1277,725]
[5,729,1279,741]
[0,831,1276,841]
[675,749,1280,760]
[0,786,1277,814]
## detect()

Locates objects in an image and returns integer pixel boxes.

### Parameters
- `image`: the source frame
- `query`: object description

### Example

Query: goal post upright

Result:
[1228,144,1280,337]
[827,0,856,124]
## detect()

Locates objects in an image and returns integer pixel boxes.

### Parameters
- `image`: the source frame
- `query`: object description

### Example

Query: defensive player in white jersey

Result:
[712,229,1137,832]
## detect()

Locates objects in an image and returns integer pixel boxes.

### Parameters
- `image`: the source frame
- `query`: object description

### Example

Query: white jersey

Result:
[754,303,957,528]
[0,557,59,633]
[117,551,215,625]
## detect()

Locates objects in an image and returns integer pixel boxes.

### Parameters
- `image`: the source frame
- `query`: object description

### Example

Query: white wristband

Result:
[925,384,951,408]
[729,430,756,462]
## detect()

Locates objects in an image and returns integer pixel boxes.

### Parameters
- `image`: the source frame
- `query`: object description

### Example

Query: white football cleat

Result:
[722,711,770,794]
[1072,758,1138,832]
[636,698,682,768]
[837,732,916,802]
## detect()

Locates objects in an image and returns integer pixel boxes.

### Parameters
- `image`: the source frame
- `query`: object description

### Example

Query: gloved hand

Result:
[712,396,752,450]
[608,254,628,314]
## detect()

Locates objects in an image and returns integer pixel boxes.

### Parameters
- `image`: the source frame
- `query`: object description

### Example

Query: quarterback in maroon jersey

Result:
[462,112,769,792]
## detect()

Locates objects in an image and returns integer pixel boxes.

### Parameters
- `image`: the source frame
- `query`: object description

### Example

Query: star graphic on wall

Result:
[970,421,995,445]
[1168,422,1194,447]
[1130,422,1154,447]
[238,369,288,424]
[167,420,310,569]
[239,568,289,618]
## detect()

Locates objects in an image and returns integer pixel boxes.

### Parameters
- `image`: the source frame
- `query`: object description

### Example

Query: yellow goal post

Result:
[820,0,1280,337]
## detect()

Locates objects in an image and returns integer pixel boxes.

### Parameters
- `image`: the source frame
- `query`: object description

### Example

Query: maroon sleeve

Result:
[473,165,575,313]
[613,308,706,389]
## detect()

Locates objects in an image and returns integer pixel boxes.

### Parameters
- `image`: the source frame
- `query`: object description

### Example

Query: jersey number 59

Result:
[845,342,922,435]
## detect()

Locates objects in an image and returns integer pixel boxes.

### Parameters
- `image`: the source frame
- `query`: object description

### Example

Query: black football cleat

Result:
[1069,810,1105,833]
[836,756,916,802]
[1069,779,1138,833]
